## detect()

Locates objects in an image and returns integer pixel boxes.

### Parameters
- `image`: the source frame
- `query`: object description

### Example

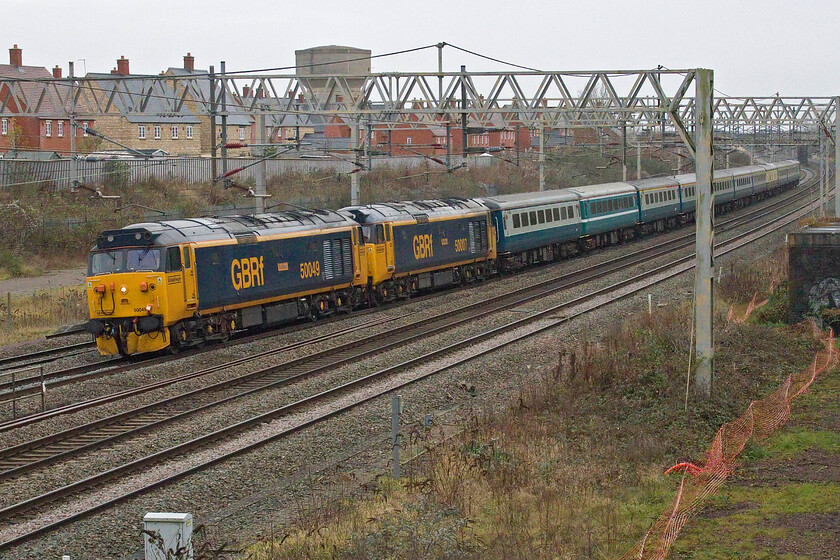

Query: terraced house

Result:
[85,56,202,156]
[0,45,95,155]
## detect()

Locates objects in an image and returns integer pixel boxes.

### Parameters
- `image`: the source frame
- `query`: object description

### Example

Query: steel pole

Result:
[391,394,402,477]
[220,61,228,176]
[636,142,641,180]
[820,132,825,216]
[694,69,714,399]
[835,97,840,217]
[350,121,360,205]
[68,62,77,185]
[621,122,627,182]
[538,125,546,191]
[255,109,266,214]
[209,65,217,182]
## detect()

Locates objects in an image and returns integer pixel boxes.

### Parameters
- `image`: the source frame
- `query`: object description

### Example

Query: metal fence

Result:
[0,155,491,191]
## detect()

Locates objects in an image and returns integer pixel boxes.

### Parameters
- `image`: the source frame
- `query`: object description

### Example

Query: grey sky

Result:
[4,0,838,97]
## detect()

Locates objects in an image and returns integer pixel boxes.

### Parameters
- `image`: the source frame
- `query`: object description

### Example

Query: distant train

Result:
[84,160,800,356]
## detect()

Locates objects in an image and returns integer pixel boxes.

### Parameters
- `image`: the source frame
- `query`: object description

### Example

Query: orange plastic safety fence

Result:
[620,324,837,560]
[727,290,770,324]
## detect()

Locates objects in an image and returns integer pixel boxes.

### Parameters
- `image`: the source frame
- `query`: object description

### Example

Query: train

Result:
[84,160,801,356]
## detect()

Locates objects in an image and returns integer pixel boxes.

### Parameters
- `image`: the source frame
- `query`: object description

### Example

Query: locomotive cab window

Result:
[182,247,191,268]
[166,247,182,271]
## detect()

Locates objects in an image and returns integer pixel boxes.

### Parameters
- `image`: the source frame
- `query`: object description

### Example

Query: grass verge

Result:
[239,253,833,559]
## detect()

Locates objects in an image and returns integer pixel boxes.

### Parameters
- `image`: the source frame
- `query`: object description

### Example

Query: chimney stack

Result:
[52,65,62,78]
[243,85,251,98]
[111,67,120,75]
[298,93,304,103]
[183,52,194,72]
[116,55,129,76]
[9,44,22,67]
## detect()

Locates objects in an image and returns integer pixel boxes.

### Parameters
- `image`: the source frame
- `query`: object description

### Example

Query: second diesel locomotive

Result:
[85,160,800,356]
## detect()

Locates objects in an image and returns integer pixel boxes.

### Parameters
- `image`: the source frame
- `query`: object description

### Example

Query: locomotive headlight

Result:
[120,285,127,294]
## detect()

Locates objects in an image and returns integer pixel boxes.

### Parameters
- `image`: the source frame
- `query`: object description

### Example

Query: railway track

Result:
[0,341,94,372]
[0,173,820,552]
[0,178,815,474]
[0,173,815,410]
[0,175,814,411]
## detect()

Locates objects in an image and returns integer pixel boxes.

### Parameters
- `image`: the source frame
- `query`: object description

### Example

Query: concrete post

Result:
[391,394,402,477]
[350,121,360,206]
[255,109,266,214]
[694,69,714,399]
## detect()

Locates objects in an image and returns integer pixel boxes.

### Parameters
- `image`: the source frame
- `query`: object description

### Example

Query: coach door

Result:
[183,245,197,309]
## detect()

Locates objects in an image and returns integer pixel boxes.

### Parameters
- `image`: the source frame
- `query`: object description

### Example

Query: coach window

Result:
[521,213,529,227]
[529,211,537,225]
[538,210,545,224]
[545,210,552,223]
[561,207,567,220]
[512,214,521,228]
[553,208,560,221]
[166,247,182,271]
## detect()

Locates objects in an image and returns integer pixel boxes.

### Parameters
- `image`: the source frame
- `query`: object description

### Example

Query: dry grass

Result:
[242,247,818,560]
[245,282,814,560]
[0,286,87,345]
[1,145,738,277]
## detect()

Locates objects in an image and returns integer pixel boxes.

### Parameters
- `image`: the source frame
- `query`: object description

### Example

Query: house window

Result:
[154,125,161,139]
[45,121,52,137]
[57,121,64,137]
[406,137,412,145]
[1,118,6,135]
[171,126,179,139]
[82,122,89,136]
[139,125,146,139]
[238,126,245,141]
[186,125,193,139]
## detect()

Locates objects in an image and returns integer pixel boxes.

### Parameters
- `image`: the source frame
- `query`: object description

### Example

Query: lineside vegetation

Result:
[241,249,828,560]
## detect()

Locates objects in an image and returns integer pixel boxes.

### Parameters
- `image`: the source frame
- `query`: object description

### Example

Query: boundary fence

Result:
[621,316,838,559]
[0,155,491,191]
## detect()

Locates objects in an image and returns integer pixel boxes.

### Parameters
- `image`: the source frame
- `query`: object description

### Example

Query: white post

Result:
[694,69,714,399]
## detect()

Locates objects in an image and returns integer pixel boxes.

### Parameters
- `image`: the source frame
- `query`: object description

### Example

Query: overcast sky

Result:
[4,0,839,97]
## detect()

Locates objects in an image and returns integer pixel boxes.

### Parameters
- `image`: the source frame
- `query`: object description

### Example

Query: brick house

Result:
[164,54,253,157]
[0,45,95,156]
[85,56,202,156]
